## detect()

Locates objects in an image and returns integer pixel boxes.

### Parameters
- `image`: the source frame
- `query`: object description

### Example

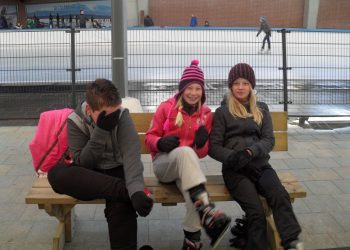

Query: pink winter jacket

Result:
[145,97,212,160]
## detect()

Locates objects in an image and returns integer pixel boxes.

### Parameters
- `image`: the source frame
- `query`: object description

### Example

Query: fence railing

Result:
[0,27,349,120]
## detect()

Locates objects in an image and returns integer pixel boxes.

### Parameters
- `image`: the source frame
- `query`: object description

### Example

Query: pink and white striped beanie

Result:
[175,59,206,103]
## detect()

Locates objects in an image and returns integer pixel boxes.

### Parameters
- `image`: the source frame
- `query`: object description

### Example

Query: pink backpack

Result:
[29,108,75,174]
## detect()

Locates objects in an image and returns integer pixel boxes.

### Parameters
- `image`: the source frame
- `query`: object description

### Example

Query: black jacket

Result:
[209,101,275,169]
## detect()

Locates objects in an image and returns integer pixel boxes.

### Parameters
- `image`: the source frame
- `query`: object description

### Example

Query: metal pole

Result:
[66,28,80,108]
[112,0,128,97]
[278,29,291,112]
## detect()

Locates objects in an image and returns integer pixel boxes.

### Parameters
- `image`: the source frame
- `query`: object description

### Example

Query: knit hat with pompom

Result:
[175,59,206,103]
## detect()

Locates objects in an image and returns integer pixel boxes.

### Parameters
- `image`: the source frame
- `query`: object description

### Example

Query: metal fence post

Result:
[278,29,291,112]
[66,28,80,108]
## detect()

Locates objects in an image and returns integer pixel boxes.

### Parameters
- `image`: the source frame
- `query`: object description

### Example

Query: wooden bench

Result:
[25,111,306,250]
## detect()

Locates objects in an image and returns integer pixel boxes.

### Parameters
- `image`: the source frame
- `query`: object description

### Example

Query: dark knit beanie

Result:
[228,63,256,89]
[175,59,206,103]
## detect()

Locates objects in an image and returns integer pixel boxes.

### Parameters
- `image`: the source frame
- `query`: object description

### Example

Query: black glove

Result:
[236,150,253,168]
[96,110,120,131]
[193,125,209,148]
[225,149,253,171]
[131,191,153,217]
[157,135,180,153]
[244,165,262,182]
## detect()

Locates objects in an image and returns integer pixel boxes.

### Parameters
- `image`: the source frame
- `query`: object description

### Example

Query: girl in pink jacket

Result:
[145,60,231,249]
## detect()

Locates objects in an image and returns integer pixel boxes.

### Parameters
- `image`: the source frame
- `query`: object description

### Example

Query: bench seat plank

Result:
[26,173,306,205]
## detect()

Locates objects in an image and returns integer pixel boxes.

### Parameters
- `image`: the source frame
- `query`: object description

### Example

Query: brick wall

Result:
[317,0,350,29]
[149,0,304,28]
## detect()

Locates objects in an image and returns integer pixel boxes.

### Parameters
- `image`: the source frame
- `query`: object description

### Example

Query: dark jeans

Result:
[48,163,137,250]
[262,33,271,49]
[223,165,301,250]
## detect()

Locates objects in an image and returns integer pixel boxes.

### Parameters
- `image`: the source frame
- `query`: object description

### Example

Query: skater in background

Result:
[190,14,198,27]
[144,15,154,27]
[256,16,271,53]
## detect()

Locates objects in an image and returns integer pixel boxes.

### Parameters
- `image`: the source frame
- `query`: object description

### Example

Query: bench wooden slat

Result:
[26,174,306,205]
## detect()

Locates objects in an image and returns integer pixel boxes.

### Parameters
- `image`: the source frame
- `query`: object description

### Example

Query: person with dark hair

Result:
[209,63,304,250]
[256,16,272,53]
[56,13,60,28]
[0,7,8,29]
[49,13,53,28]
[79,10,87,28]
[204,20,210,27]
[48,79,153,250]
[145,60,231,249]
[143,15,154,27]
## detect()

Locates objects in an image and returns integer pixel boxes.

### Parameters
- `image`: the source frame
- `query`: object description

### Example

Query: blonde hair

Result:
[227,89,263,126]
[174,96,201,127]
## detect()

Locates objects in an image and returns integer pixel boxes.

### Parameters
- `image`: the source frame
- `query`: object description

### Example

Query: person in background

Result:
[209,63,304,250]
[204,20,210,27]
[190,14,198,27]
[256,16,272,53]
[15,22,23,29]
[145,60,231,249]
[49,13,53,29]
[79,10,87,28]
[56,13,60,28]
[144,15,154,27]
[48,79,153,250]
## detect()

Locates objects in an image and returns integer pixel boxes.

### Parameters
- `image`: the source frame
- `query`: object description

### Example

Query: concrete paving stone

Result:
[2,153,31,165]
[284,158,317,169]
[312,140,339,149]
[278,169,315,182]
[0,187,24,204]
[25,220,56,243]
[5,164,34,176]
[269,159,290,169]
[148,219,183,242]
[137,219,149,242]
[20,205,56,222]
[303,194,345,213]
[292,198,311,214]
[288,141,316,151]
[74,204,98,220]
[309,148,341,158]
[303,233,338,249]
[74,220,109,243]
[331,211,350,231]
[0,242,52,250]
[334,157,350,167]
[307,168,340,180]
[139,241,170,250]
[333,180,350,194]
[309,157,341,169]
[330,231,350,248]
[297,212,344,234]
[94,204,108,220]
[332,194,350,211]
[0,203,27,221]
[333,141,350,148]
[167,203,186,219]
[287,149,316,158]
[333,167,350,179]
[0,220,33,244]
[269,151,292,159]
[144,203,169,220]
[304,180,343,195]
[0,164,16,176]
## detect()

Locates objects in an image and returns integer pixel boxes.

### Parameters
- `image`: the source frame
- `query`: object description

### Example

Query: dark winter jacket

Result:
[257,20,271,36]
[209,101,275,169]
[67,101,145,197]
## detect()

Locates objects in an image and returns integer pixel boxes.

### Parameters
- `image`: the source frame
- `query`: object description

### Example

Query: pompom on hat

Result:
[175,59,206,103]
[228,63,256,89]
